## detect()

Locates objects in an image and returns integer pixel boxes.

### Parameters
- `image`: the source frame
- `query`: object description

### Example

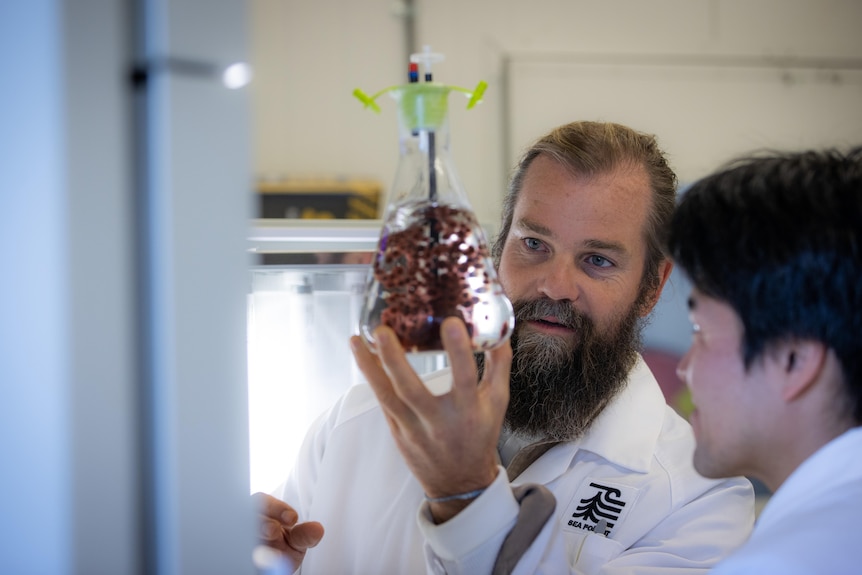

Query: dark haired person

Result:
[669,146,862,574]
[257,121,754,574]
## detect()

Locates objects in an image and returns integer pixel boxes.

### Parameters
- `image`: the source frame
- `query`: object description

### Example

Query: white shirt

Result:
[710,427,862,575]
[277,356,754,574]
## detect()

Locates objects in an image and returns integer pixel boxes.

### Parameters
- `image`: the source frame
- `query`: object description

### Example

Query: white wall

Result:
[249,0,407,186]
[419,0,862,206]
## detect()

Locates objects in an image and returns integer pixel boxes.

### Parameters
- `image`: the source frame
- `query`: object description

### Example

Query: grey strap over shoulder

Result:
[491,483,557,575]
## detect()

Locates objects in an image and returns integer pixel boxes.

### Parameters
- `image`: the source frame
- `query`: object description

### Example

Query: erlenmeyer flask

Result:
[354,48,514,353]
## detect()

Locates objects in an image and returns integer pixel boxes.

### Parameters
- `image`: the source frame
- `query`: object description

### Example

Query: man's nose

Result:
[537,259,582,302]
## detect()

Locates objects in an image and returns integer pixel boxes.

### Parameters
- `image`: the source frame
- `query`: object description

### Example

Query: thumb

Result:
[286,521,325,553]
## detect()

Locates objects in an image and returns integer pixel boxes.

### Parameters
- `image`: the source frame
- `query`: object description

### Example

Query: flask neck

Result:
[392,121,460,208]
[399,122,450,159]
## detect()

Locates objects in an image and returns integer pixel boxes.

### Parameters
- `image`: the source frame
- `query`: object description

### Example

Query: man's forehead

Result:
[513,185,648,253]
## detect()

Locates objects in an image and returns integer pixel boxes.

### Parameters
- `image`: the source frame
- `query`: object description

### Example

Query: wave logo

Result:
[570,482,626,530]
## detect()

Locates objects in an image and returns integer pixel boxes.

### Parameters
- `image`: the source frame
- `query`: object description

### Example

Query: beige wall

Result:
[250,0,862,226]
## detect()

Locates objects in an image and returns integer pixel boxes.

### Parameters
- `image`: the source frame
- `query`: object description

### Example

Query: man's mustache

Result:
[513,298,587,331]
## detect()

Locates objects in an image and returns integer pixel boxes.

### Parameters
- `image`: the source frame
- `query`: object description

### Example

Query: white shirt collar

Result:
[575,355,668,473]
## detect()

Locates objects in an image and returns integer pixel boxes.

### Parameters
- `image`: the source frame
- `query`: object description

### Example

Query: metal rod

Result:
[428,130,437,203]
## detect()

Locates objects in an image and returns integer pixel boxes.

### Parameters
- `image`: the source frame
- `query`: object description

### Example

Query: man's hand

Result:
[253,492,324,567]
[350,316,512,523]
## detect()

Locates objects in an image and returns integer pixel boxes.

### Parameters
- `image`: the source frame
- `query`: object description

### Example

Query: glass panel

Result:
[246,265,446,494]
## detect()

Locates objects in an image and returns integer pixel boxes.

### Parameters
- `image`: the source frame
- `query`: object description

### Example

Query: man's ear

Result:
[779,339,828,402]
[639,259,673,317]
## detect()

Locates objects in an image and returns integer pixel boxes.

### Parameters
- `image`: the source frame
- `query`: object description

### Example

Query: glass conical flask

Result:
[354,49,514,354]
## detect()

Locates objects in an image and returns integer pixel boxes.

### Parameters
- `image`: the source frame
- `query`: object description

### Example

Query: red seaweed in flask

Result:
[353,47,514,353]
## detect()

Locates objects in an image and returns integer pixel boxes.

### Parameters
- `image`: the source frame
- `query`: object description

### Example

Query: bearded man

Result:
[256,121,755,575]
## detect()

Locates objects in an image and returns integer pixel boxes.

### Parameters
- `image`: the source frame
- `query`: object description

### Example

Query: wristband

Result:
[424,487,486,503]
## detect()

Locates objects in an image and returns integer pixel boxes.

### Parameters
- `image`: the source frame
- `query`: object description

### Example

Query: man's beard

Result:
[477,294,647,442]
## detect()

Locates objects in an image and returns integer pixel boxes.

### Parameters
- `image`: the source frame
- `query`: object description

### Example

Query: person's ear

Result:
[779,339,827,402]
[639,259,673,317]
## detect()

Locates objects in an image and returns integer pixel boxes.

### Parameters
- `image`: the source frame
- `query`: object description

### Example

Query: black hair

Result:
[668,146,862,423]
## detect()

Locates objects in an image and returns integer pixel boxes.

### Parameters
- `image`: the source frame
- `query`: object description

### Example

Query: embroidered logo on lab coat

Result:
[562,480,638,538]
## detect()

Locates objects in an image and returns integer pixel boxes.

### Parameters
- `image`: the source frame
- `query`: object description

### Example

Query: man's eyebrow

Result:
[583,238,627,256]
[687,296,697,311]
[517,218,553,237]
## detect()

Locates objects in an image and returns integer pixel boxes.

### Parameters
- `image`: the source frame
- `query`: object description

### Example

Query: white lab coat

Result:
[277,356,755,574]
[710,427,862,574]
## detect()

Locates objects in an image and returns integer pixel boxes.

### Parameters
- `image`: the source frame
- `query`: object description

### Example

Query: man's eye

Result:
[691,322,702,335]
[524,238,543,250]
[587,255,612,268]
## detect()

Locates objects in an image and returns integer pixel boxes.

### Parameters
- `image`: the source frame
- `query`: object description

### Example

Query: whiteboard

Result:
[505,57,862,184]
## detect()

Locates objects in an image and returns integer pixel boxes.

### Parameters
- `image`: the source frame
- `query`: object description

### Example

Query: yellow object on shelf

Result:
[257,177,382,220]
